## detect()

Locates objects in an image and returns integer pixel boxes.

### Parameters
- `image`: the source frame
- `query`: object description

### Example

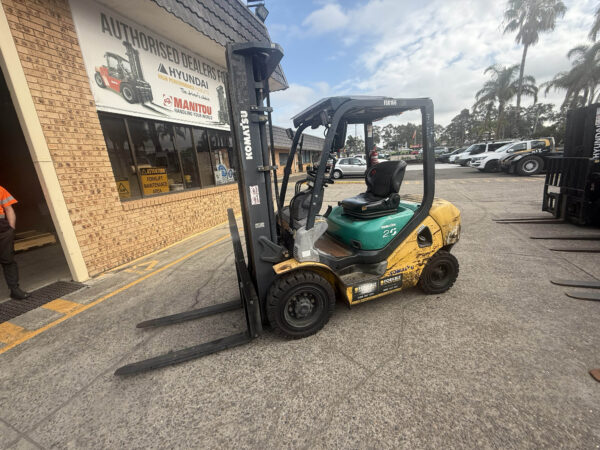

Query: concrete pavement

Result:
[1,169,598,448]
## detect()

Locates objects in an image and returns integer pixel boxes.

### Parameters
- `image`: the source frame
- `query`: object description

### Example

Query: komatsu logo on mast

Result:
[240,111,253,160]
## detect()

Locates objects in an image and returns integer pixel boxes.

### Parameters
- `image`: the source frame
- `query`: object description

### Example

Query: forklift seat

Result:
[340,160,407,219]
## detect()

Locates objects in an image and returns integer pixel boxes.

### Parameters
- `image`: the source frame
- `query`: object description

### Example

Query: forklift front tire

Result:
[121,84,137,103]
[267,270,335,339]
[94,72,105,88]
[418,250,459,295]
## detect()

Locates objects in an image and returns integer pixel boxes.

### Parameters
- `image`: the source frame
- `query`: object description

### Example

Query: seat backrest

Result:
[365,160,407,197]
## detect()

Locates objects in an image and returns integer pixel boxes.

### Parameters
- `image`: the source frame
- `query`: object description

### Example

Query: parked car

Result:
[499,137,556,175]
[451,140,515,166]
[332,157,368,179]
[467,142,520,172]
[437,147,465,163]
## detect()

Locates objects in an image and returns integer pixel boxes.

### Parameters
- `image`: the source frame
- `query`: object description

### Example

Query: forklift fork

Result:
[114,210,262,376]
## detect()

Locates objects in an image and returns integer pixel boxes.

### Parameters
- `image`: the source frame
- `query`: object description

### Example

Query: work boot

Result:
[10,287,29,300]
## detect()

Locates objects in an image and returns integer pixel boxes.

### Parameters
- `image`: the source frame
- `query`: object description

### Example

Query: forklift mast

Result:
[225,42,285,311]
[123,41,145,82]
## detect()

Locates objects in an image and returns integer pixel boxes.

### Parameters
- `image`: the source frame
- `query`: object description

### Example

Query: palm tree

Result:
[542,42,600,107]
[475,64,538,137]
[590,4,600,41]
[504,0,566,128]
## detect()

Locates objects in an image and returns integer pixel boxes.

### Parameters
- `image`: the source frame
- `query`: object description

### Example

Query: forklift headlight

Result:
[356,281,378,295]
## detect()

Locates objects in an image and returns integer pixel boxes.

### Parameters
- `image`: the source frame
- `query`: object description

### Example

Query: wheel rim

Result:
[95,73,104,87]
[122,86,134,101]
[523,159,539,174]
[427,261,453,289]
[283,286,325,328]
[333,171,341,179]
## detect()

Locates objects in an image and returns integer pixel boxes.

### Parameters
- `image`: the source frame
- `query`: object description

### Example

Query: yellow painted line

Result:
[0,234,230,355]
[0,322,31,344]
[42,299,83,314]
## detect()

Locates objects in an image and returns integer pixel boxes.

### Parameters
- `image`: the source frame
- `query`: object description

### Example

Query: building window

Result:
[209,129,236,185]
[99,115,142,200]
[174,125,200,189]
[279,152,289,166]
[192,127,215,188]
[98,113,236,200]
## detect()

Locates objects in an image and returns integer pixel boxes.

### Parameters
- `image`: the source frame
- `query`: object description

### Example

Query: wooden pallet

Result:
[14,231,56,252]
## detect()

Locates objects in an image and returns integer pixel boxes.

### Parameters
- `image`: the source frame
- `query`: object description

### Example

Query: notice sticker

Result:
[249,185,260,205]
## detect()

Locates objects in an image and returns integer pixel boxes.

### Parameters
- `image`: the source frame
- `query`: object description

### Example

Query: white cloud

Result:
[273,0,597,127]
[302,3,350,34]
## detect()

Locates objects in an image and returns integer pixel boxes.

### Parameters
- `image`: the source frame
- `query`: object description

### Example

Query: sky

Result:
[264,0,597,135]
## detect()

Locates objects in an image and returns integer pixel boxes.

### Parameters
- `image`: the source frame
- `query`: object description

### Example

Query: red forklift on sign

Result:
[94,41,153,104]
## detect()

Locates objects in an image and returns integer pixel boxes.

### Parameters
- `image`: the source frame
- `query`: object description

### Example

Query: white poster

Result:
[69,0,230,130]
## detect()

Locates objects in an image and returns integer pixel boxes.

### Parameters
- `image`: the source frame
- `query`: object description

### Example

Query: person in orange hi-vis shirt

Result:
[0,186,29,299]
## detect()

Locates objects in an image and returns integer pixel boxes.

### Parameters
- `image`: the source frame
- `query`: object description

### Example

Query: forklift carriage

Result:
[115,42,461,376]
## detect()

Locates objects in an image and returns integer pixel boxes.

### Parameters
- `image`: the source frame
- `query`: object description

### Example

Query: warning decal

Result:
[249,185,260,205]
[116,180,131,199]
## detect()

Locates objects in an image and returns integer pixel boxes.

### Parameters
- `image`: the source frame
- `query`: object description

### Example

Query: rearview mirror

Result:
[286,128,294,140]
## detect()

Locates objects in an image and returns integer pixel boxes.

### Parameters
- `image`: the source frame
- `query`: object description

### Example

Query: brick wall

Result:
[2,0,241,275]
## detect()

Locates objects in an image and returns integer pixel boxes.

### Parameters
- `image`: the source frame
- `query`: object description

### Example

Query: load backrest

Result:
[366,160,407,197]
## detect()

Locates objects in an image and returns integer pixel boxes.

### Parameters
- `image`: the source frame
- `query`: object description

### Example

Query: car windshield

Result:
[493,143,514,153]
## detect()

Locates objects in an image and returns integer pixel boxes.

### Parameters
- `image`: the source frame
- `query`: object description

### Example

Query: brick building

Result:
[0,0,315,285]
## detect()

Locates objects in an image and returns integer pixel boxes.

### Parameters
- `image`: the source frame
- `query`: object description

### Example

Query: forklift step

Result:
[137,300,241,328]
[549,248,600,253]
[531,235,600,240]
[114,332,251,376]
[565,291,600,302]
[551,279,600,289]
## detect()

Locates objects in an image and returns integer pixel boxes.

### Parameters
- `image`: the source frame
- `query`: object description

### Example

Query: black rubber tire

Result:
[121,84,137,103]
[516,156,543,176]
[483,160,499,173]
[94,72,106,88]
[332,170,342,179]
[266,270,335,339]
[418,250,459,295]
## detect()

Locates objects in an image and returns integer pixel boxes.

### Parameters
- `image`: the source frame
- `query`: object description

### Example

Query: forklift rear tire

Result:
[94,72,105,88]
[266,270,335,339]
[418,250,459,294]
[121,84,137,103]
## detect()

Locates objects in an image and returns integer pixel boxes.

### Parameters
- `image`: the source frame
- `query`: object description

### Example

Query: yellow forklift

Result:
[116,42,461,375]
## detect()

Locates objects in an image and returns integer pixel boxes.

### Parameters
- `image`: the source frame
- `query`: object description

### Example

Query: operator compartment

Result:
[327,160,417,250]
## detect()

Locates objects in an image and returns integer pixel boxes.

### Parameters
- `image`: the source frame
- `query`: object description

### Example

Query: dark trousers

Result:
[0,219,18,289]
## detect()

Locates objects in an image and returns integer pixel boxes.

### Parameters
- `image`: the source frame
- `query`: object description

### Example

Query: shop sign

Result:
[69,0,230,130]
[139,167,169,195]
[116,180,131,199]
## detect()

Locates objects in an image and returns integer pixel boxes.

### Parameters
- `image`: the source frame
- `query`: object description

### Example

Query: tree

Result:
[475,64,538,138]
[590,3,600,41]
[542,42,600,107]
[372,125,382,145]
[503,0,566,129]
[345,135,364,154]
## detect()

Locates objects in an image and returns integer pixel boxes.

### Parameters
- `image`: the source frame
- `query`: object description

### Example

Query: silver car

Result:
[332,157,367,178]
